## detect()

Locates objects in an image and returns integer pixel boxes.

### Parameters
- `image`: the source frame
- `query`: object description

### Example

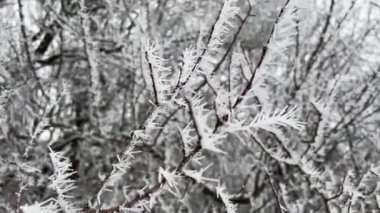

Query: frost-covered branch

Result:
[216,184,237,213]
[48,148,79,213]
[233,0,295,108]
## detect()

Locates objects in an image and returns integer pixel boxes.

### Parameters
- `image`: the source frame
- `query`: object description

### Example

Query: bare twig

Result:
[233,0,291,108]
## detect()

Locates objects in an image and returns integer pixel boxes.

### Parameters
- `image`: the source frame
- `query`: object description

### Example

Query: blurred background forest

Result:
[0,0,380,212]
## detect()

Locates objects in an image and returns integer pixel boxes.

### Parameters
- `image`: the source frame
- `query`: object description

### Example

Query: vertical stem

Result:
[17,0,48,100]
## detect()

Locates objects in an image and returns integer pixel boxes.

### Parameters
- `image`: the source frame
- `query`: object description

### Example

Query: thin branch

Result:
[211,3,252,75]
[17,0,49,100]
[265,170,285,213]
[299,0,335,85]
[184,96,202,143]
[196,3,252,92]
[145,51,160,106]
[370,1,380,9]
[233,0,291,108]
[180,8,223,87]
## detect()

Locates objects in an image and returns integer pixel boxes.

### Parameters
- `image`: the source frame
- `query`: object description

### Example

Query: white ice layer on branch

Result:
[48,148,79,213]
[216,184,237,213]
[145,40,172,105]
[183,163,219,183]
[250,106,304,134]
[21,200,60,213]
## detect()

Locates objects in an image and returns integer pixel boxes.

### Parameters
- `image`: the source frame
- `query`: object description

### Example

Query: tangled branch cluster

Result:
[0,0,379,212]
